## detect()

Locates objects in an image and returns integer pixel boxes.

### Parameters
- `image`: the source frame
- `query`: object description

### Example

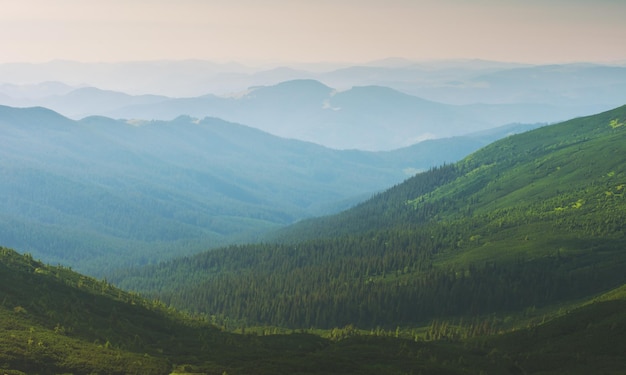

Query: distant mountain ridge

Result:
[0,104,534,274]
[1,80,553,150]
[1,60,626,373]
[0,59,523,96]
[3,60,625,150]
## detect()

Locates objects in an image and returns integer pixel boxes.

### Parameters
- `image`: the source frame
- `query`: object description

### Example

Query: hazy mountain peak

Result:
[0,104,73,128]
[249,79,332,92]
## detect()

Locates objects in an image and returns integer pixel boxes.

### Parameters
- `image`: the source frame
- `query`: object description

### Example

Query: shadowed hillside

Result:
[2,247,626,374]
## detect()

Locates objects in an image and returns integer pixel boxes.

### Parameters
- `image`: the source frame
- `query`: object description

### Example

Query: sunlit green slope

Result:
[113,105,626,330]
[275,103,626,240]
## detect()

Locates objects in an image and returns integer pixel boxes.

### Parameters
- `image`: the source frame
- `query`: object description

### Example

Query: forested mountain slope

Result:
[274,103,626,239]
[2,246,626,374]
[1,105,530,275]
[112,104,626,330]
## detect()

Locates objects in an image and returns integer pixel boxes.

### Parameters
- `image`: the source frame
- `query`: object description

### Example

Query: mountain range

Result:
[2,58,626,374]
[1,103,625,374]
[1,80,539,150]
[0,59,533,97]
[0,105,538,275]
[2,60,625,150]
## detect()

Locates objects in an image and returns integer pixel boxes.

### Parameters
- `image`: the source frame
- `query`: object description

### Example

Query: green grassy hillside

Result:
[2,247,626,374]
[273,103,626,240]
[0,247,172,374]
[112,105,626,331]
[482,284,626,374]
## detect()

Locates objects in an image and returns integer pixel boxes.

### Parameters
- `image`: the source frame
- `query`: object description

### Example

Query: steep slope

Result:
[112,105,626,330]
[276,103,626,240]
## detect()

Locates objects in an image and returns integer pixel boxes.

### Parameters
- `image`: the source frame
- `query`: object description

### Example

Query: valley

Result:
[3,0,626,372]
[0,105,537,275]
[112,105,626,332]
[1,62,625,374]
[2,246,626,374]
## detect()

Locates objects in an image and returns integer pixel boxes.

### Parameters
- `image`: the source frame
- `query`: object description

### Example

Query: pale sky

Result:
[1,0,625,64]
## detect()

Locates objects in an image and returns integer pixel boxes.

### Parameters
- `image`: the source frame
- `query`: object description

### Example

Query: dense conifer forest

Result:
[113,105,626,331]
[2,105,626,374]
[3,246,626,374]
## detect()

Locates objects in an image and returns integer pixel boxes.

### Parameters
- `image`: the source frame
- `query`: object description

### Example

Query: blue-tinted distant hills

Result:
[0,86,169,119]
[2,60,625,149]
[0,81,76,98]
[0,80,547,150]
[441,64,626,106]
[0,104,535,274]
